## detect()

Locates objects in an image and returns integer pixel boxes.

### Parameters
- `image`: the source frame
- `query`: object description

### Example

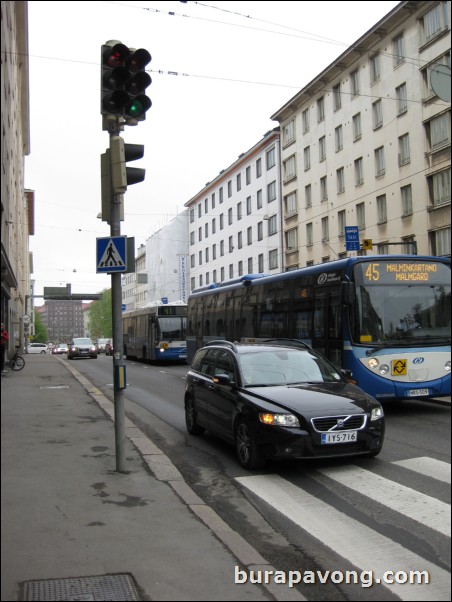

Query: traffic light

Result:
[101,41,152,120]
[110,136,145,193]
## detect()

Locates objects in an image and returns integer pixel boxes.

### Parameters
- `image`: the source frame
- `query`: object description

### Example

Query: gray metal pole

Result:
[109,122,126,473]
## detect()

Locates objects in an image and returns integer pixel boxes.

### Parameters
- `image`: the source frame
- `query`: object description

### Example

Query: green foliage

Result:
[88,289,112,340]
[34,312,48,343]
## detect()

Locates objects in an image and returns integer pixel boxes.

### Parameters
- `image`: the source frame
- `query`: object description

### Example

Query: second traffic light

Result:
[101,41,152,120]
[110,136,146,193]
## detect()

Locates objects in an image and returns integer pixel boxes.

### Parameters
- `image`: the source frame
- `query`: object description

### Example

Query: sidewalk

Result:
[1,354,304,602]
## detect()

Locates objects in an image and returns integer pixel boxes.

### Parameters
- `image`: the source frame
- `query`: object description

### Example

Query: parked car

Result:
[67,338,97,360]
[96,338,111,354]
[27,343,48,354]
[52,343,68,355]
[185,341,385,469]
[105,340,114,356]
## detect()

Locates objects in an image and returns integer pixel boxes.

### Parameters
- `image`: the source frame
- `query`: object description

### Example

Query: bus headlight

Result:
[446,361,451,372]
[368,358,379,370]
[379,364,389,375]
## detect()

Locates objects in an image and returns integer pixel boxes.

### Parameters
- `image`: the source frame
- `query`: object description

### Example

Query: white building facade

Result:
[185,128,283,291]
[271,0,451,266]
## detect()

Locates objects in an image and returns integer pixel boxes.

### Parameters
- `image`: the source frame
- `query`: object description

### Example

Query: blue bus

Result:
[123,302,187,362]
[187,256,451,402]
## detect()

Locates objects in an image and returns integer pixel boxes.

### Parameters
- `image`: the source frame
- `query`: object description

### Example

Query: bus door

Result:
[312,287,342,368]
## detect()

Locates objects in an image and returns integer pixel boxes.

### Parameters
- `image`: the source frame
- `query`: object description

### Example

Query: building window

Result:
[401,184,413,216]
[266,147,276,170]
[212,244,217,260]
[267,181,277,202]
[220,213,224,230]
[220,240,224,256]
[237,202,242,221]
[236,173,241,192]
[205,247,209,263]
[285,191,297,217]
[283,155,296,182]
[246,166,251,185]
[393,33,405,67]
[248,258,253,273]
[246,196,252,215]
[198,227,202,242]
[228,208,233,225]
[335,125,343,152]
[372,99,383,129]
[257,222,263,241]
[229,264,234,279]
[247,226,252,245]
[352,113,362,141]
[212,218,216,234]
[333,83,341,110]
[321,217,329,242]
[305,184,312,209]
[237,231,243,249]
[238,261,243,277]
[258,254,264,273]
[219,187,223,203]
[286,227,298,251]
[190,254,195,268]
[430,227,451,256]
[396,83,408,115]
[336,167,345,194]
[198,251,202,265]
[229,236,234,253]
[354,157,364,186]
[317,96,325,122]
[420,2,449,45]
[198,204,202,218]
[220,267,225,281]
[370,53,381,84]
[257,189,263,209]
[269,249,278,270]
[283,119,295,146]
[205,223,209,238]
[204,198,208,213]
[319,136,326,162]
[320,176,328,202]
[377,194,387,224]
[211,192,215,209]
[228,180,232,197]
[427,112,450,150]
[429,169,451,207]
[350,69,360,96]
[338,210,346,237]
[189,208,194,223]
[304,146,311,171]
[302,108,310,133]
[306,223,313,246]
[398,133,410,166]
[268,215,277,236]
[375,146,385,177]
[356,202,366,230]
[256,158,262,178]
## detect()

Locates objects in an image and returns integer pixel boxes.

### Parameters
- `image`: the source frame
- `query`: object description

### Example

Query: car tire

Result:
[235,418,266,470]
[185,396,204,435]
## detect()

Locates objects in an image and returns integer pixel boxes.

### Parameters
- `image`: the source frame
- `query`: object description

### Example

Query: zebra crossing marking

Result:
[392,457,451,484]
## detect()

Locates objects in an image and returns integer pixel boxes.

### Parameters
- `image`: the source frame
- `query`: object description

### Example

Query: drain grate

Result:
[22,573,139,601]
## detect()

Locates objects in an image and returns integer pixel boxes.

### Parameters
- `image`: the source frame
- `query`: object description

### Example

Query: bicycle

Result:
[10,348,25,371]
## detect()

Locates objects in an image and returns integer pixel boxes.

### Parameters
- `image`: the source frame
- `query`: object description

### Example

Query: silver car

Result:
[67,338,97,360]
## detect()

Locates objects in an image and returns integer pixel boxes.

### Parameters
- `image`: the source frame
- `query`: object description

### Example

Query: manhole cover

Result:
[22,574,139,601]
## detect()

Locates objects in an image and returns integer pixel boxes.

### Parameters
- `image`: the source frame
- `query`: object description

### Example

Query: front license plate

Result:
[407,388,429,397]
[321,431,358,444]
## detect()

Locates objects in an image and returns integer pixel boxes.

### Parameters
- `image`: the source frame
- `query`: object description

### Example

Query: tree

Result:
[33,312,48,343]
[88,289,112,340]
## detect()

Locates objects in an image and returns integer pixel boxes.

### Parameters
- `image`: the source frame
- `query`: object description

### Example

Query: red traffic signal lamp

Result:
[101,41,152,120]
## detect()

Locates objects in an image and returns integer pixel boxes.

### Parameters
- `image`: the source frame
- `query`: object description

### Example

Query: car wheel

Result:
[235,418,265,470]
[41,350,46,354]
[185,396,204,435]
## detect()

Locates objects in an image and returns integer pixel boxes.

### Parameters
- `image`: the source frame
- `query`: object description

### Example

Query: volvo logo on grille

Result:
[337,419,345,427]
[413,357,425,364]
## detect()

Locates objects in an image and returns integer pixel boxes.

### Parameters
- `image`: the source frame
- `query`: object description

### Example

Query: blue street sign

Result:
[96,236,127,273]
[344,226,360,251]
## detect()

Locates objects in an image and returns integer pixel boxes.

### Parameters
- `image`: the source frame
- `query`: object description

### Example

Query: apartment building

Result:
[271,0,451,266]
[185,128,283,291]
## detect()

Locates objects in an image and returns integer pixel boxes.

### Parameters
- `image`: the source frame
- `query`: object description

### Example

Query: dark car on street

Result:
[67,338,98,360]
[185,341,385,469]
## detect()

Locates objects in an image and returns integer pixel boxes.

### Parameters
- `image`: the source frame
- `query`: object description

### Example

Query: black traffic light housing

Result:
[110,136,145,193]
[101,41,152,120]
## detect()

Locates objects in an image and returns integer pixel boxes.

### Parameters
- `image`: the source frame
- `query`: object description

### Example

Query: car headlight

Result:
[259,413,300,427]
[445,360,451,372]
[370,406,384,421]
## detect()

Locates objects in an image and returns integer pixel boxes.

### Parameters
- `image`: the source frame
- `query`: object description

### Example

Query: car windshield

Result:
[238,348,343,386]
[97,339,109,345]
[73,338,93,345]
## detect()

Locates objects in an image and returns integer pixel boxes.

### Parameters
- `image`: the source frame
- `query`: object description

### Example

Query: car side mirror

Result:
[341,369,357,384]
[213,374,233,386]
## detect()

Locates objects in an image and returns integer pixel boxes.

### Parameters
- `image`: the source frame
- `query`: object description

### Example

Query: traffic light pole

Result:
[108,118,127,473]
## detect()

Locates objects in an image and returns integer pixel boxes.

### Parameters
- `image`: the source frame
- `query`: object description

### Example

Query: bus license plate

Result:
[407,389,429,397]
[321,432,357,444]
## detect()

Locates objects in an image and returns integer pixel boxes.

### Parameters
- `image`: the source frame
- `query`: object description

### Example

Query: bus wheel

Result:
[185,397,204,435]
[235,418,266,470]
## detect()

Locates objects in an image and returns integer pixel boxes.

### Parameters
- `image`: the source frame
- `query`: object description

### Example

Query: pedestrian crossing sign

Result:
[96,236,127,273]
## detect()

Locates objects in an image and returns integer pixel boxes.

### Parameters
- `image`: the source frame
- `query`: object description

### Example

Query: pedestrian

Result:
[1,323,9,373]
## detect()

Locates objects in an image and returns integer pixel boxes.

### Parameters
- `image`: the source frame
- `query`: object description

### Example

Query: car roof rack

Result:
[204,340,238,351]
[261,338,312,350]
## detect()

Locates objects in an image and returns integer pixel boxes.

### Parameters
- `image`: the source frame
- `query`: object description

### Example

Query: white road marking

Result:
[392,457,451,484]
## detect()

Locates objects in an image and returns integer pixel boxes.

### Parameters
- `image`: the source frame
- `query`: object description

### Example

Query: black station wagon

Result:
[184,341,385,469]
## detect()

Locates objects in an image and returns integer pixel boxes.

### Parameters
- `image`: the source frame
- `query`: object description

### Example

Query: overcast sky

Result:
[25,0,400,305]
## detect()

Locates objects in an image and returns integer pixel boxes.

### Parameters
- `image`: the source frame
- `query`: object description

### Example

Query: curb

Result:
[59,357,307,602]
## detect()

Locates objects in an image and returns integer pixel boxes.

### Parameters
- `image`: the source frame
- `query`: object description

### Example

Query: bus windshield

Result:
[351,262,451,345]
[157,317,187,341]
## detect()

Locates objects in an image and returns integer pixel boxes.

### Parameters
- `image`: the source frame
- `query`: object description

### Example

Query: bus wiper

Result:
[366,338,450,356]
